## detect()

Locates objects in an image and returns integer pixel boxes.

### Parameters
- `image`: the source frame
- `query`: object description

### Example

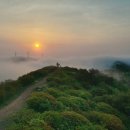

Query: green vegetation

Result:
[0,66,57,108]
[2,63,130,130]
[86,111,125,130]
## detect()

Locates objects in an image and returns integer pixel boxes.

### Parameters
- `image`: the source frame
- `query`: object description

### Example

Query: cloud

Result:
[0,0,130,58]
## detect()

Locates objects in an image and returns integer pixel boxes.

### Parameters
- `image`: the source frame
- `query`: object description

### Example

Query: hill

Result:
[0,64,130,130]
[0,66,57,108]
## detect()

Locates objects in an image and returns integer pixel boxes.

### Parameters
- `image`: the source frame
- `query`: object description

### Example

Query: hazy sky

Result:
[0,0,130,58]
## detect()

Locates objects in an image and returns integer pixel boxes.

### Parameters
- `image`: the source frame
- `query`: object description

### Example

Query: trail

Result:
[0,77,47,129]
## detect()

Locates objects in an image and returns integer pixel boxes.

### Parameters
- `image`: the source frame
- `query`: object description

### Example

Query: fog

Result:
[0,0,130,81]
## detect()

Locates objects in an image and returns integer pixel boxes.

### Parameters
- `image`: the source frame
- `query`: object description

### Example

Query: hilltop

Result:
[0,62,130,130]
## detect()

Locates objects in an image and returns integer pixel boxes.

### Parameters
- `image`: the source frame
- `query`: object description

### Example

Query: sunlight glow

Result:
[34,42,40,48]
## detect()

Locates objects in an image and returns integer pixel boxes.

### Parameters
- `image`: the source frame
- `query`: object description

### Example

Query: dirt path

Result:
[0,77,47,125]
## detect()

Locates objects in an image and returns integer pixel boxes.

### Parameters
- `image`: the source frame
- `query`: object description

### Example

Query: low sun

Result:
[34,41,40,48]
[33,41,44,53]
[35,43,40,48]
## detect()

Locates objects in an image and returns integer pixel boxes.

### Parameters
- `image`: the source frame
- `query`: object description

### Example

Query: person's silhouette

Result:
[56,62,61,67]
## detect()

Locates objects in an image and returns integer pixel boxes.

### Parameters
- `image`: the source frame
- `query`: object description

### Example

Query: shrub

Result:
[7,119,53,130]
[96,102,119,115]
[42,111,64,129]
[45,88,67,98]
[11,109,37,125]
[86,111,125,130]
[42,111,89,130]
[90,83,114,96]
[28,118,53,130]
[62,111,90,129]
[76,124,108,130]
[18,74,35,86]
[67,89,92,100]
[94,93,130,116]
[58,96,89,111]
[111,93,130,116]
[47,69,78,87]
[27,92,58,112]
[7,109,39,130]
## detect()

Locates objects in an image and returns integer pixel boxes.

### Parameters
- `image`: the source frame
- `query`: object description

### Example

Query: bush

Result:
[18,74,35,86]
[45,88,67,98]
[90,83,114,96]
[86,111,125,130]
[42,111,89,130]
[28,118,53,130]
[76,124,108,130]
[67,89,92,100]
[62,111,90,129]
[10,109,37,125]
[47,69,79,87]
[94,93,130,116]
[7,119,53,130]
[42,111,63,129]
[58,96,89,111]
[27,92,58,112]
[7,109,39,130]
[96,102,119,115]
[111,93,130,116]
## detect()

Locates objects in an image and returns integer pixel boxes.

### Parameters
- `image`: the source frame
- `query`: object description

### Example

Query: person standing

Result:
[56,62,61,67]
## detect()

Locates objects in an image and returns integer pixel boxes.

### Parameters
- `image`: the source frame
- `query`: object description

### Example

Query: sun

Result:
[34,41,40,48]
[35,43,40,48]
[33,41,44,54]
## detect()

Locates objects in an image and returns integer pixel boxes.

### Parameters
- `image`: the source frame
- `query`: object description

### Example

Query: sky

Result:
[0,0,130,58]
